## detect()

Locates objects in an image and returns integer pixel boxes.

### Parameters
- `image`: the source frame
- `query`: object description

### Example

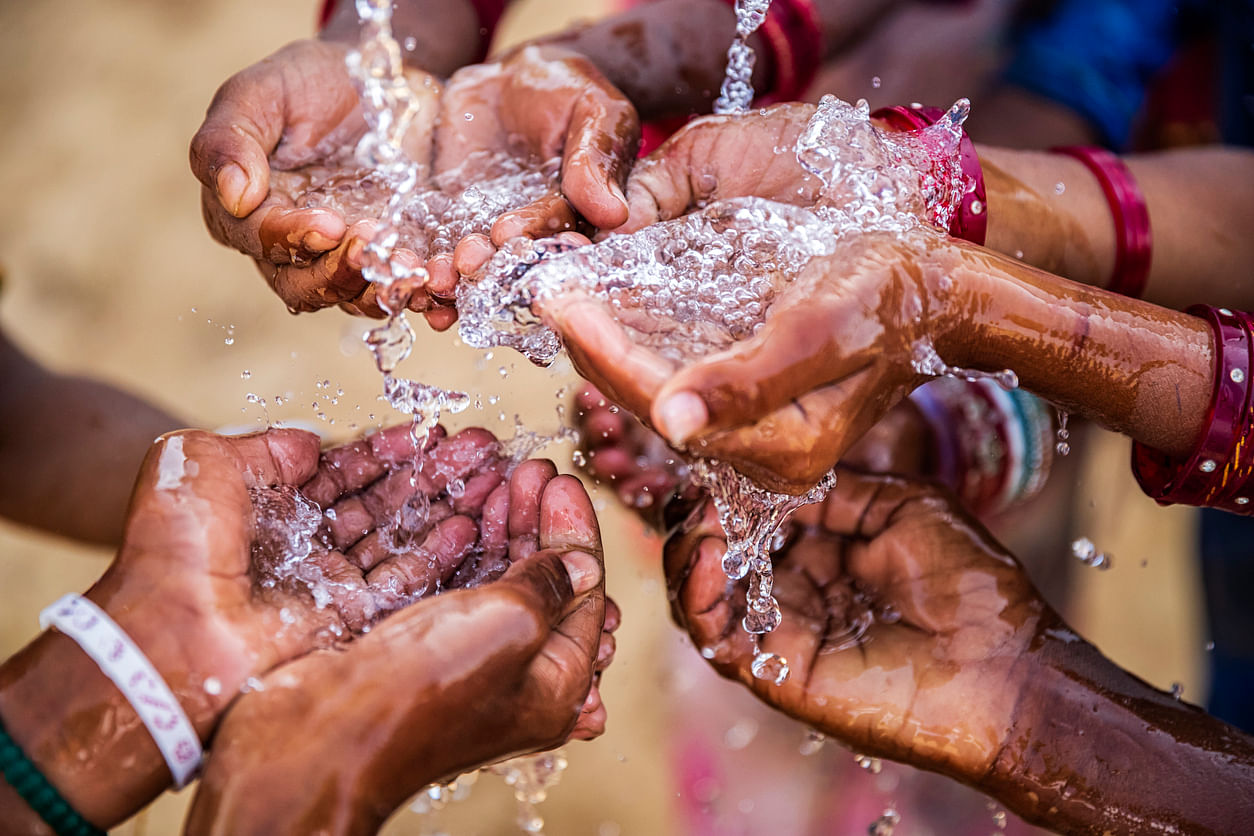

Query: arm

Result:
[665,469,1254,835]
[539,0,905,121]
[980,145,1254,310]
[319,0,481,77]
[0,330,181,546]
[985,630,1254,834]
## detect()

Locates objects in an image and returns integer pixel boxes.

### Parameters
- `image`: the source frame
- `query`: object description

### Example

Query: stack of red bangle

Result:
[872,103,987,246]
[1052,146,1153,299]
[1132,305,1254,515]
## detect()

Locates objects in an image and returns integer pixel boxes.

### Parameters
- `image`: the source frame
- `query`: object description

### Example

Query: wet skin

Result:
[191,40,638,323]
[547,219,1211,495]
[0,426,615,831]
[183,460,612,836]
[665,469,1254,835]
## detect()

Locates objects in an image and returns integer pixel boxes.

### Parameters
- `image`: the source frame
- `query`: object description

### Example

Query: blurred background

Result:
[0,0,1235,833]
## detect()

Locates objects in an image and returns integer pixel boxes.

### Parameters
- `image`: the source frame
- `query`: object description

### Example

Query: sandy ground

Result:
[0,1,1211,834]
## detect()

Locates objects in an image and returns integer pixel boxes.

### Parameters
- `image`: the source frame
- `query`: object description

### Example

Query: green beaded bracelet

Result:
[0,715,105,836]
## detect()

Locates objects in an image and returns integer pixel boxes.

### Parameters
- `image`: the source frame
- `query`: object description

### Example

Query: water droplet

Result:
[1170,682,1184,700]
[871,75,882,88]
[464,112,474,121]
[1055,182,1066,195]
[203,676,222,695]
[240,370,251,380]
[750,650,789,685]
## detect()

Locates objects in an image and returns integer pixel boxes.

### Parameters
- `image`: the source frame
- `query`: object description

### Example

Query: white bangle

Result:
[39,594,203,788]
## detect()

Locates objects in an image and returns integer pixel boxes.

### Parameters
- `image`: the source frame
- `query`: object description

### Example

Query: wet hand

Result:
[611,103,825,235]
[546,227,966,494]
[664,469,1047,782]
[184,460,613,835]
[190,39,440,317]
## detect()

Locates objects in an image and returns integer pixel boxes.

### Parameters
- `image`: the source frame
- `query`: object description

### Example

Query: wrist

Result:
[984,624,1254,833]
[0,630,164,828]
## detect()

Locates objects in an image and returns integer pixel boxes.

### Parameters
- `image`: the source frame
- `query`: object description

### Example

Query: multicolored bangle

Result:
[318,0,510,62]
[1132,305,1254,514]
[0,716,105,836]
[719,0,824,104]
[909,378,1054,515]
[872,104,987,246]
[1052,146,1153,299]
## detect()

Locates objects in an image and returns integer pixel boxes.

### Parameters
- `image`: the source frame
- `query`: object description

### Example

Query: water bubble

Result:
[203,676,222,696]
[799,729,827,755]
[403,35,417,51]
[1055,182,1066,195]
[854,753,883,774]
[1071,536,1111,569]
[240,370,251,380]
[871,75,882,88]
[868,808,900,835]
[750,650,790,685]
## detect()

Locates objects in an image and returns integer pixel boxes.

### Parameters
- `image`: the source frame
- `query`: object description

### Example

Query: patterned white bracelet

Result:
[39,594,203,788]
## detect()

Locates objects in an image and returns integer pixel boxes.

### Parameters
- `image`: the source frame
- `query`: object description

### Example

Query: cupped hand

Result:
[87,422,515,737]
[190,39,441,317]
[664,468,1049,783]
[546,226,968,494]
[609,103,824,235]
[184,460,612,836]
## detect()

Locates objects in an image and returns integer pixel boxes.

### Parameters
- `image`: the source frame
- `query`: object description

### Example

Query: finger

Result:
[347,498,454,572]
[366,514,479,604]
[201,186,346,264]
[490,191,578,246]
[260,221,379,313]
[301,424,448,509]
[595,632,616,672]
[650,303,853,445]
[541,291,672,419]
[326,466,424,553]
[452,233,496,278]
[453,468,506,517]
[423,253,459,300]
[603,598,622,633]
[424,306,460,331]
[224,428,323,487]
[190,70,286,217]
[480,482,511,558]
[559,87,638,229]
[302,549,376,631]
[509,459,559,560]
[570,686,607,740]
[538,474,602,557]
[366,422,448,466]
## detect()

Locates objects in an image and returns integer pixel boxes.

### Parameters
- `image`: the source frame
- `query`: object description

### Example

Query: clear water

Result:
[713,0,771,115]
[459,97,973,684]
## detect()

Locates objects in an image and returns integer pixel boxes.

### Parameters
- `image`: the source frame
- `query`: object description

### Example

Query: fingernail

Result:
[561,551,601,595]
[301,228,338,253]
[216,163,248,217]
[655,391,708,445]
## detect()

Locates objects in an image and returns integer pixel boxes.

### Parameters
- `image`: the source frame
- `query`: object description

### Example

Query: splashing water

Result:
[1071,536,1112,570]
[489,750,569,835]
[911,340,1019,391]
[714,0,771,114]
[459,97,974,684]
[1055,408,1071,456]
[869,808,901,836]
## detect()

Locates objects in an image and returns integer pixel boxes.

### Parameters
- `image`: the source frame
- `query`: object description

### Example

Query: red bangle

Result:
[1052,146,1153,299]
[872,104,987,246]
[1131,305,1254,513]
[719,0,824,104]
[317,0,335,29]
